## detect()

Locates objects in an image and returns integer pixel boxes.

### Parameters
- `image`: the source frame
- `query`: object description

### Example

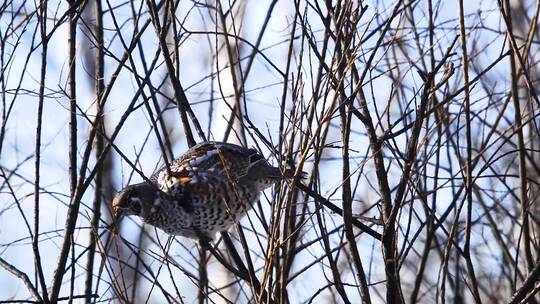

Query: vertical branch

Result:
[340,99,371,304]
[67,1,78,196]
[357,90,402,303]
[457,0,482,302]
[84,0,107,302]
[347,2,405,302]
[34,1,50,302]
[275,2,308,302]
[409,2,438,301]
[502,0,535,273]
[275,0,301,301]
[67,0,79,300]
[337,2,371,303]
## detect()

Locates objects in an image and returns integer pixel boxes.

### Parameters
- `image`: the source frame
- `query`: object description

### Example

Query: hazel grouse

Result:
[112,141,296,244]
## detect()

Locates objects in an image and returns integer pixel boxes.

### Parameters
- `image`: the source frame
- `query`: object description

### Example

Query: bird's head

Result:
[112,182,160,218]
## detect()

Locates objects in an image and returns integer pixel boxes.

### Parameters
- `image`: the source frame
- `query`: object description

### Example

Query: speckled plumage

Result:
[112,141,294,241]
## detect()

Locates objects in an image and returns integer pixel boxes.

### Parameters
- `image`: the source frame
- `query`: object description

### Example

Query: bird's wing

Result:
[183,141,262,178]
[152,141,262,189]
[151,142,264,183]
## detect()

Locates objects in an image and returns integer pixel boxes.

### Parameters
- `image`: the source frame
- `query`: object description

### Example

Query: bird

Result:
[112,141,297,246]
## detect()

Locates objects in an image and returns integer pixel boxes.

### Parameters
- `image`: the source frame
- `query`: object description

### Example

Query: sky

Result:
[0,0,521,302]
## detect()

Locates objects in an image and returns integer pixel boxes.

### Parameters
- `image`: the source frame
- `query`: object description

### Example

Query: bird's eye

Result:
[130,198,142,214]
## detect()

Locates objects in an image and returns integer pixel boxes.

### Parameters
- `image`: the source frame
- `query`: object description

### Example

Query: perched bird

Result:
[112,141,296,245]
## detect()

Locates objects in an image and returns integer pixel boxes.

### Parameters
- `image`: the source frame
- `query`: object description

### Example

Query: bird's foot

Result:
[198,237,212,251]
[194,229,213,250]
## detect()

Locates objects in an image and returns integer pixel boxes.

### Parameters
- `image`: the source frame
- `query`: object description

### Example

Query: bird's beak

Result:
[111,192,127,236]
[111,209,122,237]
